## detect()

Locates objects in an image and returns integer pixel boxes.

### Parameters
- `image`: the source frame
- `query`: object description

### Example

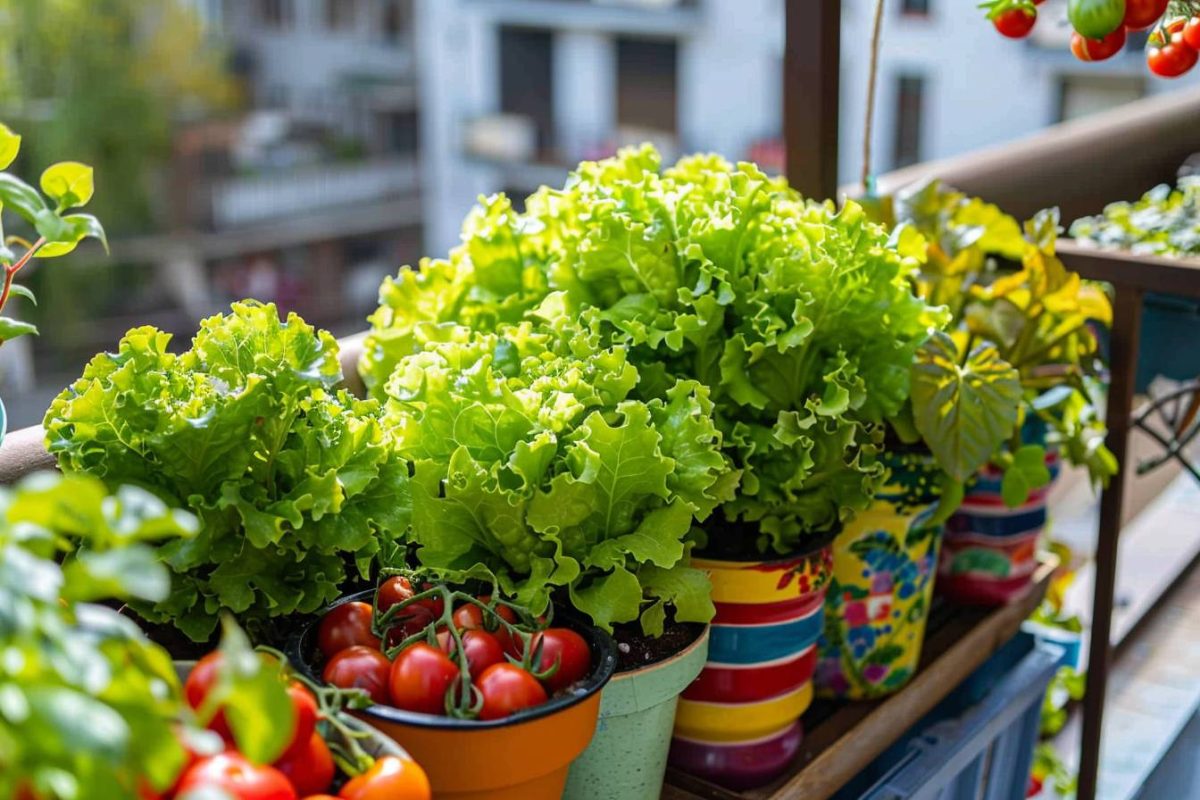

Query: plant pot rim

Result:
[694,526,837,565]
[612,624,709,680]
[288,589,618,732]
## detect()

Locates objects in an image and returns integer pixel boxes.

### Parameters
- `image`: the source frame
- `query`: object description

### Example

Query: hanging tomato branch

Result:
[980,0,1200,78]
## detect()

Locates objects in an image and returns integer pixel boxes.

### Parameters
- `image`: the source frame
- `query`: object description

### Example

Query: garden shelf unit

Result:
[661,559,1056,800]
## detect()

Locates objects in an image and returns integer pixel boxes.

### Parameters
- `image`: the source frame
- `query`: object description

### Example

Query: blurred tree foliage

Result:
[0,0,237,233]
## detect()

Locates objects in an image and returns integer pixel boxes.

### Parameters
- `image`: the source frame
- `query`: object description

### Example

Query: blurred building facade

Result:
[417,0,1196,252]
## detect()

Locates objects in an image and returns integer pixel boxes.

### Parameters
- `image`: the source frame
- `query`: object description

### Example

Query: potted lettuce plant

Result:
[362,146,943,789]
[43,301,412,645]
[888,181,1115,605]
[379,314,722,800]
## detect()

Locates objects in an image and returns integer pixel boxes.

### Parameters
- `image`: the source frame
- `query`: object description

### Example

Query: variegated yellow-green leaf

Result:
[40,161,94,210]
[911,331,1021,482]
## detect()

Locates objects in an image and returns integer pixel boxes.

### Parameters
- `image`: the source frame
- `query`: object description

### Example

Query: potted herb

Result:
[376,317,722,799]
[43,301,412,646]
[0,122,107,446]
[361,146,943,788]
[0,473,195,800]
[289,569,618,800]
[889,181,1116,605]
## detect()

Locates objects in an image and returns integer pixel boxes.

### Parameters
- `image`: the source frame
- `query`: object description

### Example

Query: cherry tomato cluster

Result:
[172,650,431,800]
[316,574,593,722]
[982,0,1200,78]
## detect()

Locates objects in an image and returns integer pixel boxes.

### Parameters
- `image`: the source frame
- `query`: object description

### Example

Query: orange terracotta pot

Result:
[291,592,618,800]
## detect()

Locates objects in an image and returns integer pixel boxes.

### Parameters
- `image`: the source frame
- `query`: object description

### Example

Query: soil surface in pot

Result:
[696,519,838,563]
[612,619,704,673]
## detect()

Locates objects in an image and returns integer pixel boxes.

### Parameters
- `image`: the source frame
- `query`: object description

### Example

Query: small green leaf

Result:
[41,161,94,209]
[8,284,36,306]
[0,173,47,224]
[1000,444,1050,507]
[0,124,20,170]
[62,547,172,604]
[0,316,38,341]
[211,617,294,764]
[36,214,108,258]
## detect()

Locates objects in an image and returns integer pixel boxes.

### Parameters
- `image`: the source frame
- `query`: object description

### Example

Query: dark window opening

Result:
[616,37,678,135]
[381,0,413,46]
[381,110,419,156]
[325,0,357,30]
[901,0,931,16]
[892,74,925,169]
[258,0,293,29]
[499,27,555,155]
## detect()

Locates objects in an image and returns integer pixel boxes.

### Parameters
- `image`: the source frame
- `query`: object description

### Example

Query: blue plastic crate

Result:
[854,638,1063,800]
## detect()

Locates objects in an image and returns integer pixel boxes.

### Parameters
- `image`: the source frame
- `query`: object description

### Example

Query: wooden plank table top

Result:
[664,557,1058,800]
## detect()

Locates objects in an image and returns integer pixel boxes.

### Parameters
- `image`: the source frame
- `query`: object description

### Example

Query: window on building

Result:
[499,27,555,155]
[901,0,931,15]
[380,110,419,156]
[616,37,679,136]
[257,0,293,29]
[1058,75,1145,122]
[381,0,413,46]
[325,0,357,30]
[892,74,925,169]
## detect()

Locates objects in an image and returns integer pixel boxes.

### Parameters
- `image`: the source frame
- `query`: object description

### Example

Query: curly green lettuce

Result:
[385,319,729,633]
[44,301,411,641]
[366,146,943,552]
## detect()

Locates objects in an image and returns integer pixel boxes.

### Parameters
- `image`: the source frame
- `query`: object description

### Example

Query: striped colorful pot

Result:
[668,541,833,789]
[938,451,1061,605]
[816,452,943,699]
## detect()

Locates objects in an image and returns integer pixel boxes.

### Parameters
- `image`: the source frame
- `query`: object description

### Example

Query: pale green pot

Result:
[563,626,710,800]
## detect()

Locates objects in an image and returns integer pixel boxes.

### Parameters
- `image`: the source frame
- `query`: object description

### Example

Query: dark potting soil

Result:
[611,618,704,673]
[696,517,838,562]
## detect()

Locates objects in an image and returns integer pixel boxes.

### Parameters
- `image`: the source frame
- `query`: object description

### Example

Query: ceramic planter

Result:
[668,540,833,789]
[291,592,618,800]
[939,450,1061,605]
[563,626,709,800]
[816,451,943,699]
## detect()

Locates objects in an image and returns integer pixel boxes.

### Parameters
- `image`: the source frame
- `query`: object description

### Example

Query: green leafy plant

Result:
[384,318,727,633]
[43,301,412,642]
[365,146,943,554]
[1070,176,1200,257]
[888,180,1116,503]
[0,472,197,800]
[0,122,107,348]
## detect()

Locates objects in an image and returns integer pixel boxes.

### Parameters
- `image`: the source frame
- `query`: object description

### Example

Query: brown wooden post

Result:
[784,0,841,200]
[1076,285,1143,800]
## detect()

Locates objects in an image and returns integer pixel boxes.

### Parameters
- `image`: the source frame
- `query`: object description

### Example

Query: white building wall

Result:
[553,31,617,160]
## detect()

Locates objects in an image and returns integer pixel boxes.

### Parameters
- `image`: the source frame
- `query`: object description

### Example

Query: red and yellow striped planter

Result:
[669,542,833,789]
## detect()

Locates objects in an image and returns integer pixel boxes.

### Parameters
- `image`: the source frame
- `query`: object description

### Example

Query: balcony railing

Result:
[211,157,420,229]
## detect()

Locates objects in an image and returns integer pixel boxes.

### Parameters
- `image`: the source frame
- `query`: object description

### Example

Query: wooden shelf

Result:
[663,557,1058,800]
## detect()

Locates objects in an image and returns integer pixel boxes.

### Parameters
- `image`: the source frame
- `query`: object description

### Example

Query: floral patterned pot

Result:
[563,626,709,800]
[816,451,943,699]
[668,539,833,789]
[938,451,1061,605]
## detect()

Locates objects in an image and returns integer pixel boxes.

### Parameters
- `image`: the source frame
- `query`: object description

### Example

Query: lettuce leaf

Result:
[44,301,411,641]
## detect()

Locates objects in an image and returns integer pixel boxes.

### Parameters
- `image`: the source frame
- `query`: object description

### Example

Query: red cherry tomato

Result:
[530,628,592,693]
[993,7,1036,39]
[282,682,319,755]
[452,598,518,654]
[175,752,297,800]
[274,732,335,796]
[318,602,381,658]
[1184,17,1200,51]
[476,663,548,720]
[388,643,459,715]
[437,629,506,679]
[322,646,392,704]
[377,576,445,618]
[382,604,437,651]
[1123,0,1170,30]
[183,652,235,743]
[1148,32,1198,77]
[1070,25,1127,61]
[337,755,431,800]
